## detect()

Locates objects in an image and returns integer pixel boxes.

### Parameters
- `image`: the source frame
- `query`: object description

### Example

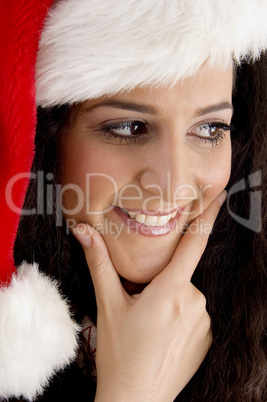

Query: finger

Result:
[73,223,124,310]
[156,190,227,284]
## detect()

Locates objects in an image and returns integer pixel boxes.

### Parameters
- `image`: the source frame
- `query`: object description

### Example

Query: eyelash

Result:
[97,121,232,146]
[97,121,146,144]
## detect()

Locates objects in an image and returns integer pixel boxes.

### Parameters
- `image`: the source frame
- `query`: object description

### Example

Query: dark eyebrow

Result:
[83,100,233,117]
[83,100,157,114]
[194,102,233,117]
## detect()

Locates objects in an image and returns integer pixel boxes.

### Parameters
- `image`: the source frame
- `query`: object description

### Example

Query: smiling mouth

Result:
[119,207,178,226]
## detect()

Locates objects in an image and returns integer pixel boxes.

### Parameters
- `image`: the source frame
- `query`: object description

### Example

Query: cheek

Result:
[61,142,135,218]
[62,146,111,215]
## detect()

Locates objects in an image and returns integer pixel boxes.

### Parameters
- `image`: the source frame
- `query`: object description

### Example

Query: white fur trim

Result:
[36,0,267,107]
[0,262,80,401]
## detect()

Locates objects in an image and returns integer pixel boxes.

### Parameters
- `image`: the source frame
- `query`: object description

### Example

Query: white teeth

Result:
[157,215,169,226]
[144,215,157,225]
[122,209,178,226]
[136,214,145,224]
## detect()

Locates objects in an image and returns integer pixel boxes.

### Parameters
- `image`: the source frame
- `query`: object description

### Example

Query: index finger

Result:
[155,190,227,284]
[73,224,125,311]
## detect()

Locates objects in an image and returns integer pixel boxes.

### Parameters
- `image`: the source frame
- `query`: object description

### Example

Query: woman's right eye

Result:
[97,121,148,143]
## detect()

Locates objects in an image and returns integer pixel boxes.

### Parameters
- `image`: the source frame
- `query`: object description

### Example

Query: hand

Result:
[73,191,227,402]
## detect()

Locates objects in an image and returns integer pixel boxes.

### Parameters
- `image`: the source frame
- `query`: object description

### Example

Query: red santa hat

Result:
[0,0,267,400]
[0,1,79,400]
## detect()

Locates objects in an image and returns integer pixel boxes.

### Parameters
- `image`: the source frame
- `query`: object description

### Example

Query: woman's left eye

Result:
[188,122,232,145]
[97,121,147,143]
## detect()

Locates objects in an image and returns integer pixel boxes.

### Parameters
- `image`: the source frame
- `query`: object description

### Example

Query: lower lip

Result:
[113,206,182,237]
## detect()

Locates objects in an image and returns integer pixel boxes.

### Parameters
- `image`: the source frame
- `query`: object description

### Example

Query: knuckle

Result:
[197,291,207,309]
[169,285,208,318]
[202,310,211,329]
[191,287,208,315]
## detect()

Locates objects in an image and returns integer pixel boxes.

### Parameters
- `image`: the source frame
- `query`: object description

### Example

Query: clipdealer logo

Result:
[5,170,263,233]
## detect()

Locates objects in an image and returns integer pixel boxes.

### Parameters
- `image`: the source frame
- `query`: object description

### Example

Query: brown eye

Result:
[130,122,147,135]
[108,121,147,136]
[192,124,218,138]
[97,120,148,144]
[188,122,232,145]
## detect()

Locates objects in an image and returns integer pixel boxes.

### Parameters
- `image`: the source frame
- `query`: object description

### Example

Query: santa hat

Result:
[0,1,79,400]
[0,0,267,400]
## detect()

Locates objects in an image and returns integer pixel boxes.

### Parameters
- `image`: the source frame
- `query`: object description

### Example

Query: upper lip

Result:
[116,206,187,216]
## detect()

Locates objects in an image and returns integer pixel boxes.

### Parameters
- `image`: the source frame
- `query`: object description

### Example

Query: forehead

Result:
[82,64,233,118]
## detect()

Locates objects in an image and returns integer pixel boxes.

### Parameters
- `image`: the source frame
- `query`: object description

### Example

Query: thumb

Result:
[73,224,124,311]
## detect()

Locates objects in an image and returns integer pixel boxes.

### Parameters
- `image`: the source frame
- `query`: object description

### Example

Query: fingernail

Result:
[73,224,93,248]
[219,190,227,207]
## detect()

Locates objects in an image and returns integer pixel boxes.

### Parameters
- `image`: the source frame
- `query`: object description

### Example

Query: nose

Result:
[139,137,199,207]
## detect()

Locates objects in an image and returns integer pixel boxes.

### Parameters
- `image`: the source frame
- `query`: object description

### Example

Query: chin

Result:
[114,255,170,284]
[104,235,180,285]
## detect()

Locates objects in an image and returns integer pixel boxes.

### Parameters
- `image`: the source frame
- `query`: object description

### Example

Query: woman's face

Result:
[62,64,233,284]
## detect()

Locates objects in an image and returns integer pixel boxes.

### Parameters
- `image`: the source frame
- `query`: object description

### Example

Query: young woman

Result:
[0,1,266,401]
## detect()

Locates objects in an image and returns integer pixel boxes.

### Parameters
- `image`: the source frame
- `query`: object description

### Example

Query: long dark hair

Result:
[14,54,267,401]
